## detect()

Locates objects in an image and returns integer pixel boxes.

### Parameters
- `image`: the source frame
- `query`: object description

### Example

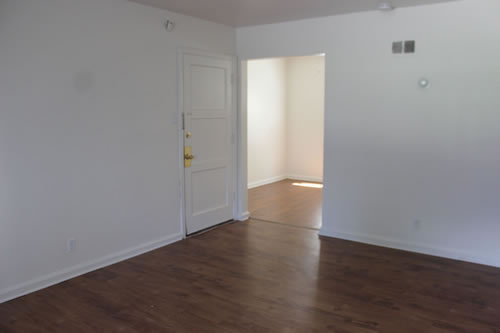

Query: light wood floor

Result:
[1,219,499,332]
[249,179,322,229]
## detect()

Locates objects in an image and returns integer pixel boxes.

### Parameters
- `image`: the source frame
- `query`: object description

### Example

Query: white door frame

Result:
[235,60,251,222]
[177,48,239,238]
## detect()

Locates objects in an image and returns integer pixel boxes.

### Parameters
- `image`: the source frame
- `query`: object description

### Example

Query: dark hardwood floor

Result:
[1,219,499,332]
[249,179,322,229]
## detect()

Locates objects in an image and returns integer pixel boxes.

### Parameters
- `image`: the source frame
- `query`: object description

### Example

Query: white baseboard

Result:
[287,174,323,183]
[0,232,183,304]
[248,175,287,189]
[237,211,251,221]
[320,228,499,268]
[248,174,323,189]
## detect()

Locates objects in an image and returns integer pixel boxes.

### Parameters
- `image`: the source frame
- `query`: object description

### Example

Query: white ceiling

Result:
[130,0,458,27]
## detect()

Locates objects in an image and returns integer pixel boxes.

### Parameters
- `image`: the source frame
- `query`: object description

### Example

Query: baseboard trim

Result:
[319,228,499,268]
[287,175,323,183]
[0,232,183,304]
[248,175,323,189]
[237,211,251,221]
[248,175,287,189]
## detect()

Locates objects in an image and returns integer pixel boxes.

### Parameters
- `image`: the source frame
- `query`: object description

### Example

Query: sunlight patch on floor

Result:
[292,182,323,189]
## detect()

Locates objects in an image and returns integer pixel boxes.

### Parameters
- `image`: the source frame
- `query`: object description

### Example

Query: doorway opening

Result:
[246,55,326,230]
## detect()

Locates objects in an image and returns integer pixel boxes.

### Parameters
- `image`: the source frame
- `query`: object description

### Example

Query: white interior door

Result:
[183,52,234,235]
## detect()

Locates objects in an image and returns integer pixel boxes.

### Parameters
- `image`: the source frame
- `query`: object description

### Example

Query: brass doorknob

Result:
[186,131,191,138]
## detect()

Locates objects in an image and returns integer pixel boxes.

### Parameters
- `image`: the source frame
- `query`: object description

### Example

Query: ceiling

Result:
[130,0,458,27]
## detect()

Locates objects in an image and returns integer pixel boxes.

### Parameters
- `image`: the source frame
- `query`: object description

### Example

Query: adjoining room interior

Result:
[1,0,500,331]
[247,55,325,229]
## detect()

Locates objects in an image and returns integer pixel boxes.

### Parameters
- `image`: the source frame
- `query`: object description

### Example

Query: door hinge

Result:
[181,113,185,130]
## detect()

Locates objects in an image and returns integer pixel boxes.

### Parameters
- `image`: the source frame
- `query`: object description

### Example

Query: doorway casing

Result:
[236,53,327,226]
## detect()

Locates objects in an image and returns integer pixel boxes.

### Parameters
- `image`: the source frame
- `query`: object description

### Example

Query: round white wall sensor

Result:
[418,78,430,88]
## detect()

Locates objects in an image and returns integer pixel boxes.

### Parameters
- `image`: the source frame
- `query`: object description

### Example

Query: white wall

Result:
[286,56,325,182]
[247,58,287,188]
[247,56,324,187]
[0,0,235,302]
[237,0,500,267]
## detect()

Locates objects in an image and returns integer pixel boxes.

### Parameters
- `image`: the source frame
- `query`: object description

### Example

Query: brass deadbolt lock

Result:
[184,146,194,168]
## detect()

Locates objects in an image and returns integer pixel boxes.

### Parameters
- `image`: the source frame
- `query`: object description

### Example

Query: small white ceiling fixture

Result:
[165,19,175,31]
[130,0,459,27]
[378,1,395,11]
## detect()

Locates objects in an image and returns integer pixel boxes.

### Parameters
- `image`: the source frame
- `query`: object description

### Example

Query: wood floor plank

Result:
[1,220,499,332]
[249,179,323,229]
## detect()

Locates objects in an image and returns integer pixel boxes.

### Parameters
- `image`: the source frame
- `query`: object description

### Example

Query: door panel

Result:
[191,118,228,160]
[183,53,233,234]
[190,65,227,110]
[191,166,229,215]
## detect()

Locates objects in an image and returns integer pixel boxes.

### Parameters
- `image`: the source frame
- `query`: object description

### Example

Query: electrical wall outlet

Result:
[67,238,76,253]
